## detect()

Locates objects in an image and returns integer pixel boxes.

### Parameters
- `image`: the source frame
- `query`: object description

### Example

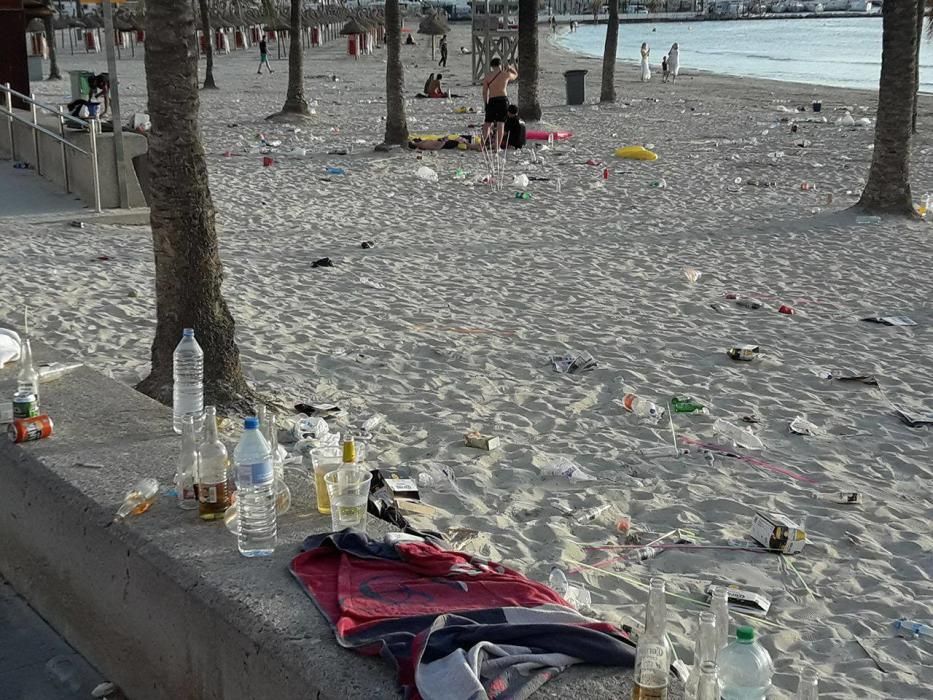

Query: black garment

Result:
[484,95,509,124]
[503,115,526,149]
[259,39,268,55]
[405,34,415,45]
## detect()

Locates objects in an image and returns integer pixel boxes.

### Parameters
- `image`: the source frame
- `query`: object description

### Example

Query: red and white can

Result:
[8,415,54,443]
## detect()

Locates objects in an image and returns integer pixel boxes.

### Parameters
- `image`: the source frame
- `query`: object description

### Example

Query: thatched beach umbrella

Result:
[340,16,367,58]
[418,12,449,60]
[339,17,367,36]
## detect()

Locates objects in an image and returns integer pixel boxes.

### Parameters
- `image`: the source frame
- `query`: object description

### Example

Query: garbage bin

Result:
[564,69,588,106]
[69,70,94,101]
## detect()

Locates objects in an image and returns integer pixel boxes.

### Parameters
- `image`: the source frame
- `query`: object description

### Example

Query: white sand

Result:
[5,24,933,698]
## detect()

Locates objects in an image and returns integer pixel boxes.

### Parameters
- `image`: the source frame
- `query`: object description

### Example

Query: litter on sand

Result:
[551,351,598,374]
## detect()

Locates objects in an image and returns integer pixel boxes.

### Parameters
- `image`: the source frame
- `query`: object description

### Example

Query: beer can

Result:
[728,344,760,361]
[8,415,54,443]
[12,392,39,419]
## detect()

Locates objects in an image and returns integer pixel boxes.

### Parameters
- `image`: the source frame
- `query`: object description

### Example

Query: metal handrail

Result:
[0,82,102,213]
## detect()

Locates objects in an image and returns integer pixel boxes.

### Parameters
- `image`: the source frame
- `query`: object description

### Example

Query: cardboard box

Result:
[751,511,806,554]
[464,431,500,451]
[706,582,771,618]
[728,344,760,361]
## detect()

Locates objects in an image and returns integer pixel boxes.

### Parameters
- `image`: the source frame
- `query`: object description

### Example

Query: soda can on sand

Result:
[728,345,760,361]
[8,415,54,443]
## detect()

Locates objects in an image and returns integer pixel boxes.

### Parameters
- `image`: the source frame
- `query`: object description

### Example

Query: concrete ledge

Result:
[0,337,682,699]
[0,109,148,209]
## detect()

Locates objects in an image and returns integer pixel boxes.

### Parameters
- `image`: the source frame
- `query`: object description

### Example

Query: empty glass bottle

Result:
[632,578,671,699]
[695,661,721,700]
[709,586,731,654]
[198,406,232,520]
[176,415,200,510]
[686,612,719,699]
[16,338,39,404]
[796,668,819,700]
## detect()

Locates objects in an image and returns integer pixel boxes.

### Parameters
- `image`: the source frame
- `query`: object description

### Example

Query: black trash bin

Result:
[564,69,588,106]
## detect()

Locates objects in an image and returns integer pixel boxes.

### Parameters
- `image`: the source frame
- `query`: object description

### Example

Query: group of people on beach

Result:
[641,42,680,82]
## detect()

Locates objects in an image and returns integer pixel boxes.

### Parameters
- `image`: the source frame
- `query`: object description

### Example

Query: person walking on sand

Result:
[668,43,680,83]
[439,35,448,67]
[482,57,518,150]
[640,43,651,82]
[257,38,273,74]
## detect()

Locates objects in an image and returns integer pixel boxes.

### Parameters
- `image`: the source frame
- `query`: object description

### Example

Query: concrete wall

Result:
[0,109,148,209]
[0,336,682,700]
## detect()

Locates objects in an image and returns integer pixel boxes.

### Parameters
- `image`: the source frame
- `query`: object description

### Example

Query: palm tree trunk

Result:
[383,0,409,145]
[138,0,251,409]
[600,0,619,102]
[43,16,62,80]
[199,0,217,89]
[857,0,918,216]
[268,0,310,118]
[911,0,924,132]
[518,0,542,121]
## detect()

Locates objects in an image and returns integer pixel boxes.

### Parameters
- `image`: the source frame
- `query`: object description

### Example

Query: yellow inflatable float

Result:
[614,145,658,161]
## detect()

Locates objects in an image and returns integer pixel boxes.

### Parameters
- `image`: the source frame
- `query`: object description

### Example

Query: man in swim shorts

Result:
[482,57,518,150]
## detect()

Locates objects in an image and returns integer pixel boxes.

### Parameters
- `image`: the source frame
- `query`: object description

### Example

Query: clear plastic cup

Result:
[313,447,342,514]
[324,468,372,533]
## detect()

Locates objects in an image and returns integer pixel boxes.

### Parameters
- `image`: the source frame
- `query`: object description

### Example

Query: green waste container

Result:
[564,69,588,106]
[69,70,94,101]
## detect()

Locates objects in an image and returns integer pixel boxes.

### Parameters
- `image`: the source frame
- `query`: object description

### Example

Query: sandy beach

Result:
[4,22,933,698]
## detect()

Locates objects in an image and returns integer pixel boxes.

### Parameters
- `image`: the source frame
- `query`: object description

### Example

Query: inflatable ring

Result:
[614,146,658,161]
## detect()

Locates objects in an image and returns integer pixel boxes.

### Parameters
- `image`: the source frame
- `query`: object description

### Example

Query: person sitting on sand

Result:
[408,135,482,151]
[460,46,471,55]
[405,33,415,46]
[502,104,526,150]
[428,74,447,98]
[424,73,435,95]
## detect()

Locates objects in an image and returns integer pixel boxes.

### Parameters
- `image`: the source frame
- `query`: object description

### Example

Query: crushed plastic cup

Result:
[416,166,438,182]
[713,418,764,450]
[683,266,702,284]
[539,455,597,481]
[513,173,530,188]
[549,567,592,610]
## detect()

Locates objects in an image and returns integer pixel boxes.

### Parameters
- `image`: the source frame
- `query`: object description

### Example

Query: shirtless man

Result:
[482,57,518,150]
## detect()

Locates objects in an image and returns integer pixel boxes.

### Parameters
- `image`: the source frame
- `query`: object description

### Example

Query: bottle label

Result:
[238,460,273,488]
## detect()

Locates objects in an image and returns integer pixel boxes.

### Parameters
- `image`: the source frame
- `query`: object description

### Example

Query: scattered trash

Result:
[836,112,856,127]
[416,166,438,182]
[727,344,760,362]
[835,492,863,505]
[893,406,933,427]
[706,582,772,618]
[464,431,500,451]
[512,173,530,188]
[551,351,597,374]
[114,478,159,520]
[800,182,815,191]
[818,368,878,385]
[856,215,881,225]
[789,415,822,436]
[683,266,702,283]
[713,418,764,450]
[861,315,916,327]
[796,140,812,148]
[573,504,611,523]
[311,257,334,268]
[416,464,466,498]
[751,511,807,554]
[262,156,274,167]
[778,305,795,315]
[549,566,592,609]
[741,414,761,424]
[735,298,764,310]
[671,396,707,414]
[69,220,85,229]
[540,455,597,481]
[294,402,343,418]
[514,191,532,200]
[649,178,667,188]
[893,618,931,639]
[12,161,31,169]
[623,392,664,421]
[8,415,53,442]
[616,516,632,533]
[361,241,375,249]
[325,166,346,175]
[92,681,118,698]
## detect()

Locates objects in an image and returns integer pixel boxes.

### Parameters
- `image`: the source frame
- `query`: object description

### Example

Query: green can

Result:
[12,391,39,419]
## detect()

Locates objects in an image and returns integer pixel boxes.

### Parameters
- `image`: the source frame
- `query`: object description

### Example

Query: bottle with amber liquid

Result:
[342,434,357,466]
[198,406,232,520]
[632,578,672,700]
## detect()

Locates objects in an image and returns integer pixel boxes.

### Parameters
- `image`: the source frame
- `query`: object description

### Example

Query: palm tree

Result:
[42,14,62,80]
[383,0,408,145]
[268,0,311,120]
[600,0,619,102]
[518,0,542,121]
[198,0,217,89]
[911,0,931,131]
[137,0,252,410]
[857,0,919,215]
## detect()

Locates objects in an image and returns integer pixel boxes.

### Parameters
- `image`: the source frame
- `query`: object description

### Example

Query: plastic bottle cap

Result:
[736,626,755,642]
[244,417,259,430]
[183,328,194,336]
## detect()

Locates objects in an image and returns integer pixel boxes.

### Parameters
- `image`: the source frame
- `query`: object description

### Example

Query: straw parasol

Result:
[339,17,367,36]
[417,12,449,60]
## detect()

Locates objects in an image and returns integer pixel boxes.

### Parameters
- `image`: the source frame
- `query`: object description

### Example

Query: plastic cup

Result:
[324,468,372,533]
[313,447,342,514]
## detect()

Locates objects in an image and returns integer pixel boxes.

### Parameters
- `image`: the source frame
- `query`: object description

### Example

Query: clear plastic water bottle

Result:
[232,417,277,557]
[718,626,774,700]
[172,328,203,434]
[623,391,664,421]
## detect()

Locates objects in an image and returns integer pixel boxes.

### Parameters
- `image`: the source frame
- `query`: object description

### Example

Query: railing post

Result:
[58,106,70,194]
[30,93,41,176]
[89,118,102,212]
[3,83,13,160]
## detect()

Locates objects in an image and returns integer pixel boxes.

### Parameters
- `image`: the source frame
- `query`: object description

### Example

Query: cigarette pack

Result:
[751,511,806,554]
[464,431,500,451]
[706,582,772,618]
[728,344,760,361]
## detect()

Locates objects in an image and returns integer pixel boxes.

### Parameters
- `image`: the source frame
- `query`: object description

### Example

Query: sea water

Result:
[557,18,932,92]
